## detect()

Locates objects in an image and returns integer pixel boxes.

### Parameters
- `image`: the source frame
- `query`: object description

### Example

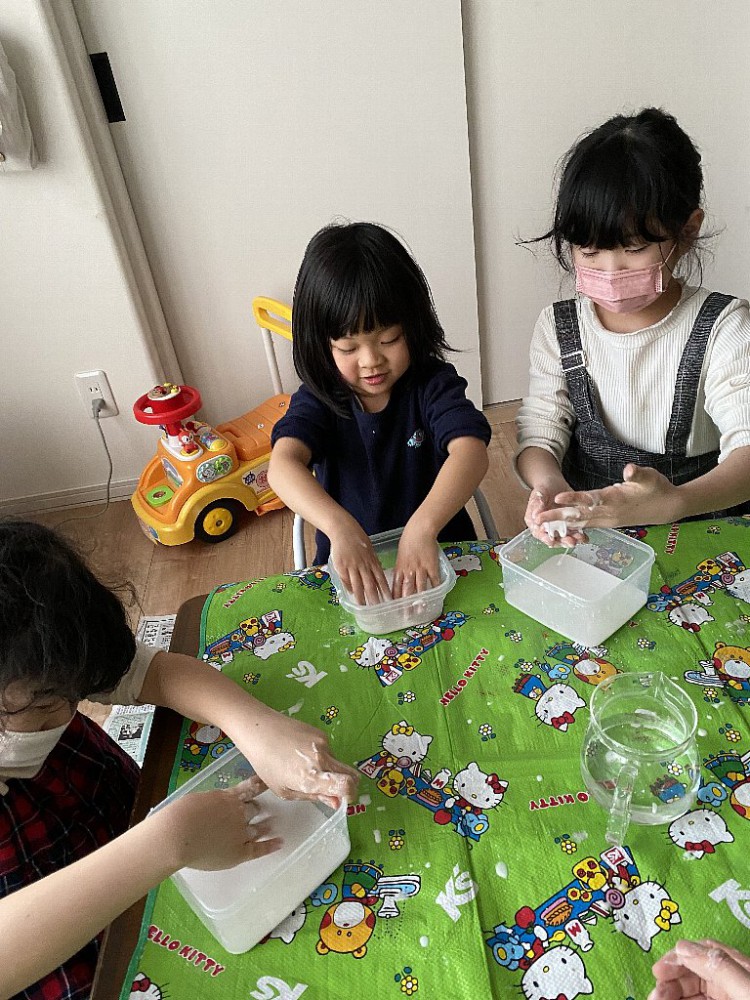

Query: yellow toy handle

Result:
[252,296,292,342]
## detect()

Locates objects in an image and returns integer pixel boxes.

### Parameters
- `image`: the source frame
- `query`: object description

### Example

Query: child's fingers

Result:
[246,837,283,860]
[695,940,750,975]
[234,775,267,800]
[672,939,750,998]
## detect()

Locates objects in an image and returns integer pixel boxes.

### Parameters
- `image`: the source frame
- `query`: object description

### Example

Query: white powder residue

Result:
[339,664,348,672]
[536,775,543,782]
[497,655,505,662]
[360,795,371,806]
[467,719,472,725]
[495,861,508,878]
[420,936,430,948]
[425,862,431,869]
[571,830,588,843]
[376,806,386,812]
[698,728,707,737]
[373,829,381,844]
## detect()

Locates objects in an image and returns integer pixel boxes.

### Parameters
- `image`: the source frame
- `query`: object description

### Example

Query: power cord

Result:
[54,396,114,530]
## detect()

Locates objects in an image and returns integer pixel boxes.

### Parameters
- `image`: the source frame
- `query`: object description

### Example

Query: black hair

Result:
[291,222,451,415]
[0,521,136,714]
[531,108,703,271]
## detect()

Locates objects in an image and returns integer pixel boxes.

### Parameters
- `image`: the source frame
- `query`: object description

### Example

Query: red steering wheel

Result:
[133,385,202,425]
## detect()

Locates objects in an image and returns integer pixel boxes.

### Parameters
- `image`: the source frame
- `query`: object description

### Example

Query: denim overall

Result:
[553,292,748,518]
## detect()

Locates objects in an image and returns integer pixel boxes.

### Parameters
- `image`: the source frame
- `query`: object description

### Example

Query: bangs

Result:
[322,247,403,340]
[558,142,671,250]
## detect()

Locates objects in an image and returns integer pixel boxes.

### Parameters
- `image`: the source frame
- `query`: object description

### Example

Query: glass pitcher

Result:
[580,671,700,845]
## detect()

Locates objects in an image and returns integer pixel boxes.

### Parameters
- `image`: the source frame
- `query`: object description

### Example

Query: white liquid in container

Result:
[182,792,335,906]
[532,555,621,599]
[506,555,645,646]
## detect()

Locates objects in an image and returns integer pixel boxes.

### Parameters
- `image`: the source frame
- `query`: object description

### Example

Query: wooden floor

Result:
[20,402,526,625]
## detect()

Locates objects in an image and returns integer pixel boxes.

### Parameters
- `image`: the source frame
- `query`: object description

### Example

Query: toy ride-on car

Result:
[131,381,289,545]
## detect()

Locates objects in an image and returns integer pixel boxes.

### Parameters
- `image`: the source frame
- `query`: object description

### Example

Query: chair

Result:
[252,296,499,571]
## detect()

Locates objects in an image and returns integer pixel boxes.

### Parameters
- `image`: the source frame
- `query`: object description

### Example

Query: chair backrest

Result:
[252,297,292,396]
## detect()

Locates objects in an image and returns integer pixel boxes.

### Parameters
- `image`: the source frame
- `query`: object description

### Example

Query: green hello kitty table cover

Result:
[121,519,750,1000]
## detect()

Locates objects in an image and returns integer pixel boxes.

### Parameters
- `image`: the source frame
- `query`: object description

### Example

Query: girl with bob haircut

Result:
[516,107,750,546]
[269,222,491,605]
[0,520,358,999]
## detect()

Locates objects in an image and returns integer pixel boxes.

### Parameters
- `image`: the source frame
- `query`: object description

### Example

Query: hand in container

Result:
[648,938,750,1000]
[171,776,282,870]
[392,521,439,598]
[329,518,391,606]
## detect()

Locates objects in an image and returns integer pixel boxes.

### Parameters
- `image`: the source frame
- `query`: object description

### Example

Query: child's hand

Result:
[168,776,282,870]
[329,520,391,606]
[392,521,439,597]
[237,714,360,810]
[525,488,587,548]
[549,464,681,530]
[649,938,750,1000]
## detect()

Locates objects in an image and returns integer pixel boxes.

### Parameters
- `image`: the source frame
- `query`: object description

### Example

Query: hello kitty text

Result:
[440,648,489,705]
[147,925,226,976]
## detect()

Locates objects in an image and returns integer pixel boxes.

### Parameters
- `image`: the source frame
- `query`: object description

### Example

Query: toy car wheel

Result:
[195,500,242,543]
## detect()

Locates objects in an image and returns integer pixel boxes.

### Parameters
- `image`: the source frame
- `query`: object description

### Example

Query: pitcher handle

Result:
[605,762,638,846]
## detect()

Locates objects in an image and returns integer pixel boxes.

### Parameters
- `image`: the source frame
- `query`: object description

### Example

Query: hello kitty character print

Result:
[267,904,307,944]
[380,721,433,771]
[129,973,163,999]
[437,761,508,820]
[520,946,593,1000]
[668,808,735,858]
[727,567,750,603]
[514,675,586,732]
[612,881,681,951]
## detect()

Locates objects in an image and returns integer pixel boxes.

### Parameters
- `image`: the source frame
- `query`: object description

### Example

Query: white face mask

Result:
[0,720,71,788]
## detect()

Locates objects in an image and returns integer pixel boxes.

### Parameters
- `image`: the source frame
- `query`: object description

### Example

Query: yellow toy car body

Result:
[132,297,293,545]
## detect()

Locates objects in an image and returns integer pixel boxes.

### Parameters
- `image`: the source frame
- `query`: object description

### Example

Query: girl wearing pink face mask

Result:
[516,107,750,546]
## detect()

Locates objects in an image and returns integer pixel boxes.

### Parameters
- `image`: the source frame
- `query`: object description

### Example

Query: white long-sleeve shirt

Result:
[515,285,750,485]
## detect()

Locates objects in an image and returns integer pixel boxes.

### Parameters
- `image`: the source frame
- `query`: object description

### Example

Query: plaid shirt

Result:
[0,712,139,1000]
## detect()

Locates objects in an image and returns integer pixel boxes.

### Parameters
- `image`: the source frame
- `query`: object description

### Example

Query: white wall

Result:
[72,0,482,421]
[464,0,750,404]
[0,0,170,511]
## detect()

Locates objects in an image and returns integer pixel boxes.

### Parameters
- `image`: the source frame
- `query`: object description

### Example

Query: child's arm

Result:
[139,650,359,808]
[0,780,279,1000]
[540,447,750,530]
[268,436,390,604]
[393,436,489,596]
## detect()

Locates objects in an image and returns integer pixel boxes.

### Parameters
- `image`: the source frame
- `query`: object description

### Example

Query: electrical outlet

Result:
[74,370,119,418]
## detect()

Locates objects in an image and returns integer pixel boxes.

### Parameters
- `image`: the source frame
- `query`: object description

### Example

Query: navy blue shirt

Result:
[272,361,492,564]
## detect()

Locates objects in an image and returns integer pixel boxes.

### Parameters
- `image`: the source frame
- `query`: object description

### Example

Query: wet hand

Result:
[171,776,282,870]
[550,464,681,530]
[525,488,587,548]
[392,522,439,598]
[329,520,391,606]
[239,714,360,810]
[648,938,750,1000]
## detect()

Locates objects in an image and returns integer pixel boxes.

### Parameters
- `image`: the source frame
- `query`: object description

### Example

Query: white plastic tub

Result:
[328,528,457,634]
[151,748,350,954]
[498,527,655,646]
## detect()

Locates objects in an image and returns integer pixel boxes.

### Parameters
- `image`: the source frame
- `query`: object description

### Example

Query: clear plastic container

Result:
[328,528,457,635]
[498,527,655,646]
[151,747,350,954]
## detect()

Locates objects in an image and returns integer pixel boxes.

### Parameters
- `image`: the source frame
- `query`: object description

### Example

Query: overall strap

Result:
[665,292,734,455]
[552,299,597,421]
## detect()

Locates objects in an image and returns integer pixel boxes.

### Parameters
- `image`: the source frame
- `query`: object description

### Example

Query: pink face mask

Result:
[575,246,676,314]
